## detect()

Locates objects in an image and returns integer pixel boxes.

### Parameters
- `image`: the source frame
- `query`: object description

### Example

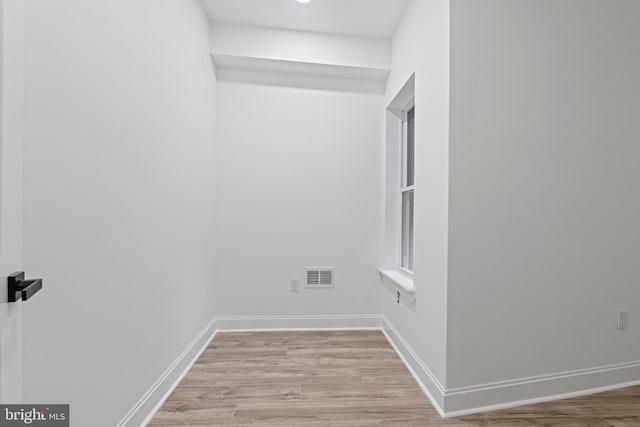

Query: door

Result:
[0,0,24,404]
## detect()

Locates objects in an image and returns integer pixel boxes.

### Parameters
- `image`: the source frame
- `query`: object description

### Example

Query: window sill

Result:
[378,269,416,304]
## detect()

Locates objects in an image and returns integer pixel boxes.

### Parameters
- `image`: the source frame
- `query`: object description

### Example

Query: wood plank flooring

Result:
[149,331,640,426]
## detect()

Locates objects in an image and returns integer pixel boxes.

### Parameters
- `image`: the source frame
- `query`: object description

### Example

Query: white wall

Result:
[21,0,217,425]
[448,0,640,391]
[216,82,383,318]
[381,0,450,393]
[211,23,390,71]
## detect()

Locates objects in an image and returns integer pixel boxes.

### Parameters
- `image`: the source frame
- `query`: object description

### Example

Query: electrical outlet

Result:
[290,278,300,293]
[618,309,628,330]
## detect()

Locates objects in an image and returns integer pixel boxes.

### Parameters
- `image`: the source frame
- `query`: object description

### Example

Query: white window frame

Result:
[399,100,414,274]
[382,73,415,298]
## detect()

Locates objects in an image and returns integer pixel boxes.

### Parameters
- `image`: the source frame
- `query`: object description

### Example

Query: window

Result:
[400,106,414,272]
[383,74,415,284]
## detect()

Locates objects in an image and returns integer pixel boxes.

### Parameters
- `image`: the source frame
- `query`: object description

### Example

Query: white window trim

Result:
[399,266,413,276]
[400,102,414,273]
[381,74,416,303]
[379,269,416,303]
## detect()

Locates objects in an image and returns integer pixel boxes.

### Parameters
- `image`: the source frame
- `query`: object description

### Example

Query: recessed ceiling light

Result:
[296,0,312,3]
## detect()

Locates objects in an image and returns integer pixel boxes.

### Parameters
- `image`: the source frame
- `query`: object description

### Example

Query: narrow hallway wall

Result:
[22,1,218,425]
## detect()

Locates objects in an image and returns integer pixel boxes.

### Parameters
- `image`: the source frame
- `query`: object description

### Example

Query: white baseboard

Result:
[116,315,381,426]
[380,316,446,417]
[443,360,640,417]
[117,313,640,424]
[381,315,640,417]
[116,318,218,427]
[215,314,384,331]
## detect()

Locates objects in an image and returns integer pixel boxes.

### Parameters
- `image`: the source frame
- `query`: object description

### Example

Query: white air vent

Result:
[305,267,334,288]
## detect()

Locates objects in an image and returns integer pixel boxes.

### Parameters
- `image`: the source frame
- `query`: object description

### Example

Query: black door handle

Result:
[8,272,43,302]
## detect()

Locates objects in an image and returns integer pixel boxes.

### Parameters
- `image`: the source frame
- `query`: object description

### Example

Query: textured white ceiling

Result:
[199,0,410,39]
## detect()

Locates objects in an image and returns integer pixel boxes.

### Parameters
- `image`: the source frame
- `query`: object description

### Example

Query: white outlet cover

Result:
[618,309,628,330]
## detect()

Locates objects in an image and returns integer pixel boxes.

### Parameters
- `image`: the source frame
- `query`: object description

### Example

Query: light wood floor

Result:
[149,330,640,426]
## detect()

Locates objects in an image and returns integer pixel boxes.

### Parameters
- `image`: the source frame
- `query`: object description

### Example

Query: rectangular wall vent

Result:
[305,267,334,288]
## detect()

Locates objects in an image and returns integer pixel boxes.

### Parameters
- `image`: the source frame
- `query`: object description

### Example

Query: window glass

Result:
[406,107,415,187]
[401,190,414,271]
